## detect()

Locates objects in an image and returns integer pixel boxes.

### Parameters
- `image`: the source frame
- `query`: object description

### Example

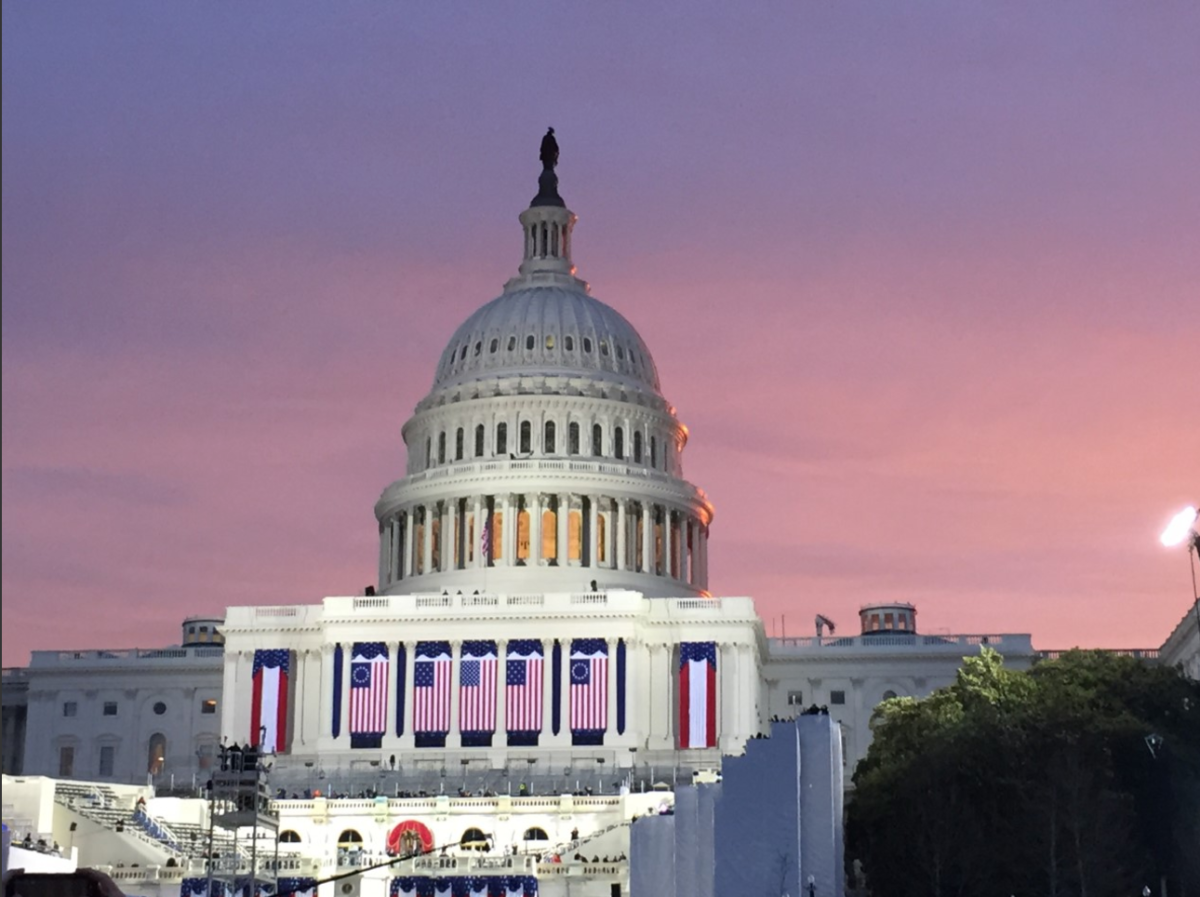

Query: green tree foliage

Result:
[847,649,1200,897]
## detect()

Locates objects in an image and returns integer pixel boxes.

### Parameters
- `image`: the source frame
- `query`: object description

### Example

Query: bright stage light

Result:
[1160,505,1199,547]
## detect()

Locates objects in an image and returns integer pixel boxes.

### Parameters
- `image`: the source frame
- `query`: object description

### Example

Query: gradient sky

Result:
[3,2,1198,665]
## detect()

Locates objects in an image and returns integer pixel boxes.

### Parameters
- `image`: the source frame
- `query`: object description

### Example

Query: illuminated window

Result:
[542,508,557,560]
[545,334,555,350]
[884,613,894,630]
[568,510,583,561]
[544,421,556,454]
[201,699,217,715]
[147,733,167,775]
[496,423,507,455]
[583,337,593,354]
[415,519,425,574]
[787,691,804,706]
[568,422,580,455]
[491,511,503,562]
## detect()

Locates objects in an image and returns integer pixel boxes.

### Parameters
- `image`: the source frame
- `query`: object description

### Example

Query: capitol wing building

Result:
[3,149,1042,897]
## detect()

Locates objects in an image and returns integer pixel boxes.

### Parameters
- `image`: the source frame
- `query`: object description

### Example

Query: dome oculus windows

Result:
[565,336,575,351]
[583,337,593,354]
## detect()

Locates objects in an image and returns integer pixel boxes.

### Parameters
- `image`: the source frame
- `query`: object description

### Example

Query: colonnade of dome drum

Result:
[377,491,709,590]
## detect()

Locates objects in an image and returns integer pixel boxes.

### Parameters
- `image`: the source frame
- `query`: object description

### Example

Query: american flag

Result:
[480,510,492,559]
[250,649,289,753]
[350,642,389,738]
[569,639,608,733]
[459,641,497,733]
[414,641,452,734]
[506,640,544,733]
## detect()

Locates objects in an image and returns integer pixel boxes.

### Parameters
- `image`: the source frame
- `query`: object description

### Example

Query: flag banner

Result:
[505,639,544,746]
[350,642,389,748]
[390,879,537,897]
[616,638,627,735]
[414,641,452,747]
[276,879,317,897]
[459,640,497,746]
[396,642,407,736]
[250,649,289,753]
[570,638,608,745]
[182,880,227,897]
[679,641,718,748]
[332,643,344,738]
[480,509,493,562]
[551,640,562,735]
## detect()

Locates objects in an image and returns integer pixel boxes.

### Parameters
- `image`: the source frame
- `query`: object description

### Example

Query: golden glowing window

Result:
[415,524,425,574]
[467,515,475,563]
[431,519,441,571]
[545,334,555,350]
[568,510,583,561]
[597,514,607,564]
[517,509,531,561]
[542,509,557,559]
[492,513,503,561]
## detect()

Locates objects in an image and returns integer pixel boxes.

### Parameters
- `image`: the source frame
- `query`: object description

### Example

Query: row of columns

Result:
[225,641,759,755]
[378,494,709,588]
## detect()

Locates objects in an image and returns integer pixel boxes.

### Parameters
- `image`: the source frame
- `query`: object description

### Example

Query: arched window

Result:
[520,421,532,454]
[337,830,363,846]
[882,690,898,701]
[526,334,535,351]
[147,733,167,775]
[545,334,555,350]
[279,831,301,843]
[460,828,488,851]
[583,337,593,354]
[633,432,643,463]
[425,437,431,469]
[565,335,575,351]
[507,336,517,352]
[592,424,603,456]
[523,827,549,841]
[459,345,468,362]
[650,436,657,469]
[455,428,464,461]
[489,338,498,354]
[614,427,625,460]
[616,345,625,360]
[475,425,485,457]
[544,421,556,454]
[437,432,446,465]
[568,422,580,455]
[496,422,508,456]
[473,341,482,356]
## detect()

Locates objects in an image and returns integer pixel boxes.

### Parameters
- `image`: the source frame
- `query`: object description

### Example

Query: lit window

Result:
[103,702,118,716]
[63,702,77,718]
[787,691,804,706]
[147,733,167,775]
[830,691,846,705]
[545,334,555,350]
[201,699,217,715]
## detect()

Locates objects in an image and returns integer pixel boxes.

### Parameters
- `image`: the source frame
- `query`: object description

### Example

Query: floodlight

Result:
[1159,505,1198,547]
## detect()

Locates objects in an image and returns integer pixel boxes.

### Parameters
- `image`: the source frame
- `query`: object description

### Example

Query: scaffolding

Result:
[204,745,279,897]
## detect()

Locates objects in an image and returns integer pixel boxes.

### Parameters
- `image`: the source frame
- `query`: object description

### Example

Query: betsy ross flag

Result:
[250,649,289,753]
[414,641,452,746]
[569,639,608,742]
[679,642,718,748]
[350,642,389,748]
[505,640,544,736]
[459,641,497,743]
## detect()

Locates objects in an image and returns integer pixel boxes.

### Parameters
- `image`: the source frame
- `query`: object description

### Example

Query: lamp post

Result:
[1159,505,1200,643]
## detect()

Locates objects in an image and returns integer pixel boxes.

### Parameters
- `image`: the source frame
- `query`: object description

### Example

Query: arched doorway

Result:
[147,733,167,775]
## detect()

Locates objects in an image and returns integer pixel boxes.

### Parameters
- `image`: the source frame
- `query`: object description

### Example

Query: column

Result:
[319,644,335,739]
[556,493,570,567]
[302,649,322,748]
[697,524,708,589]
[403,510,414,580]
[495,639,507,740]
[588,497,600,569]
[401,641,416,749]
[719,642,737,750]
[529,493,542,565]
[616,500,627,571]
[421,504,433,577]
[441,501,453,573]
[663,509,674,579]
[449,641,462,747]
[606,638,618,741]
[505,493,519,565]
[541,639,556,746]
[472,497,484,568]
[220,647,238,742]
[339,644,352,742]
[378,523,389,586]
[384,642,398,745]
[641,504,653,575]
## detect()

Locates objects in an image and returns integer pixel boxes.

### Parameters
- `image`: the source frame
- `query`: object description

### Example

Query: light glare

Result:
[1160,506,1199,547]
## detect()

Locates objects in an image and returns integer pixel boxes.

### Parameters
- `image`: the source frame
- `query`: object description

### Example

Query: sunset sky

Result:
[3,2,1197,665]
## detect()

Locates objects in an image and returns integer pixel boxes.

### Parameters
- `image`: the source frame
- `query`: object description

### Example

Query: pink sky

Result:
[3,2,1198,664]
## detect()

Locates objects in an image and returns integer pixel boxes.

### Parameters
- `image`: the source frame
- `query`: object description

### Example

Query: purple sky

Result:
[4,2,1198,664]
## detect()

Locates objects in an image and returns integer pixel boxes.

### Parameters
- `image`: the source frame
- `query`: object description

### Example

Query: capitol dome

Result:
[373,155,713,599]
[433,286,661,394]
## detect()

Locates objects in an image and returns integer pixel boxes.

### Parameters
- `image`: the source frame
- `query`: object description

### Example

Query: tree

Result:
[847,649,1200,897]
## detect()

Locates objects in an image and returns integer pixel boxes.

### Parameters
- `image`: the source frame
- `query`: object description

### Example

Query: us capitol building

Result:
[2,138,1058,897]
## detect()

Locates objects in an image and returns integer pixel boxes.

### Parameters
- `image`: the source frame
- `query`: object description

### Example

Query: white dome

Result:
[433,286,661,394]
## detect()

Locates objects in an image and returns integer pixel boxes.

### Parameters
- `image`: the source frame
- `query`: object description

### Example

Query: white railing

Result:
[353,596,390,610]
[255,606,299,617]
[770,633,1034,651]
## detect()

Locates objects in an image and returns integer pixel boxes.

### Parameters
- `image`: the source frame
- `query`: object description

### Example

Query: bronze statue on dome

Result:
[539,128,559,171]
